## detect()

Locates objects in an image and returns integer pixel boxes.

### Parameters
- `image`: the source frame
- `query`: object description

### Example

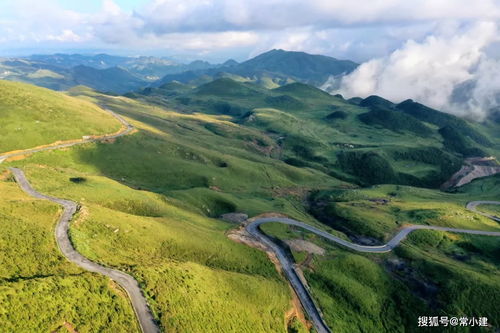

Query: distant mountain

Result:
[70,65,146,94]
[156,49,358,89]
[235,49,358,83]
[27,53,131,69]
[2,50,358,94]
[0,58,148,93]
[23,54,227,81]
[130,77,500,188]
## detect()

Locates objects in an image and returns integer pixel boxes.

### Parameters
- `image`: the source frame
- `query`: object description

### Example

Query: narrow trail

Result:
[0,109,133,164]
[247,205,500,333]
[1,110,160,333]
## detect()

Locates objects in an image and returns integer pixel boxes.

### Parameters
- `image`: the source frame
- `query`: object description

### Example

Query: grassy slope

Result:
[0,80,120,153]
[0,173,139,332]
[262,218,500,332]
[309,184,500,241]
[1,89,344,332]
[12,164,290,332]
[478,204,500,216]
[133,79,500,188]
[261,175,500,332]
[1,80,498,332]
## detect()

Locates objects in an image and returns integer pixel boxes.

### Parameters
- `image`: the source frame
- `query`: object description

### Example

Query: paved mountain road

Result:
[0,109,133,164]
[466,201,500,222]
[2,105,500,333]
[247,206,500,333]
[10,168,159,333]
[2,110,159,333]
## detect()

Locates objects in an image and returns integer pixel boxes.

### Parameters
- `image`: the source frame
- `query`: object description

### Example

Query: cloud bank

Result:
[1,0,500,118]
[2,0,500,60]
[337,22,500,119]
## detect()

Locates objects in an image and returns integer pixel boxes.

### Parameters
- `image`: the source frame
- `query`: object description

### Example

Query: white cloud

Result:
[337,22,500,119]
[2,0,500,60]
[46,30,87,42]
[1,0,500,117]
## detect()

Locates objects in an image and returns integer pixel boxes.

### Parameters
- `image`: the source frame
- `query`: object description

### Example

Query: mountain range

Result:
[1,50,499,333]
[0,49,357,94]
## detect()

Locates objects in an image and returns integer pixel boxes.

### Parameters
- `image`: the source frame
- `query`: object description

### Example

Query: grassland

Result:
[1,79,499,333]
[131,78,500,188]
[477,204,500,216]
[0,172,139,332]
[0,80,121,153]
[309,183,500,242]
[2,87,343,331]
[261,217,500,332]
[2,159,293,332]
[261,175,500,331]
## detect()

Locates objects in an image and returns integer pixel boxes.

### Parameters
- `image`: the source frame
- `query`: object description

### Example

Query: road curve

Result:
[0,109,133,163]
[2,110,160,333]
[247,208,500,333]
[9,167,159,333]
[466,201,500,222]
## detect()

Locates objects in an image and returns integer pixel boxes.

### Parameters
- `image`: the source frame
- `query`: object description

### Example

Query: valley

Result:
[0,49,499,333]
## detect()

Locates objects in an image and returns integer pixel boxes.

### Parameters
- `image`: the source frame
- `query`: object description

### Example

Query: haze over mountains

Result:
[1,47,500,332]
[0,49,357,95]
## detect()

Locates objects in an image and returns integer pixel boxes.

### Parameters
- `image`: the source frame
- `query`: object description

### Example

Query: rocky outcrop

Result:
[442,157,500,189]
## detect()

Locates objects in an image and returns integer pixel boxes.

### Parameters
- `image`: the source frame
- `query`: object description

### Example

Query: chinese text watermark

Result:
[418,316,488,327]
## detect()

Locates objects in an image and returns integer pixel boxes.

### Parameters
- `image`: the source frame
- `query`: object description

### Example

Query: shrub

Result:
[69,177,86,183]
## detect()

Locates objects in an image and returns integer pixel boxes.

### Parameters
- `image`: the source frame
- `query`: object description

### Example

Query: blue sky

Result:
[0,0,499,118]
[1,0,498,62]
[56,0,140,13]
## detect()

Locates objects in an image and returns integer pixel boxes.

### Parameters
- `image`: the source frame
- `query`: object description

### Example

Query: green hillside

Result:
[156,49,358,88]
[1,76,499,333]
[2,87,338,332]
[0,80,121,153]
[134,78,500,189]
[0,173,139,332]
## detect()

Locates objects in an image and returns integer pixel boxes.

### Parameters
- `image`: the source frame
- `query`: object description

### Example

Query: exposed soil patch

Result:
[220,212,249,223]
[109,279,128,300]
[442,156,500,189]
[285,239,325,256]
[50,321,79,333]
[0,170,12,181]
[272,187,310,199]
[73,205,89,227]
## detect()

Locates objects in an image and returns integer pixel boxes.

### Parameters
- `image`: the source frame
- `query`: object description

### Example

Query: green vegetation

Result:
[1,75,499,333]
[477,204,500,217]
[0,175,139,332]
[133,78,500,188]
[358,108,433,137]
[5,158,292,332]
[309,185,499,241]
[3,86,342,331]
[262,215,500,332]
[439,125,486,157]
[0,80,120,153]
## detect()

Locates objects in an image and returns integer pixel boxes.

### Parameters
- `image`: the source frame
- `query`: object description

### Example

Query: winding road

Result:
[247,208,500,333]
[2,103,500,333]
[1,110,159,333]
[466,201,500,222]
[0,109,133,163]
